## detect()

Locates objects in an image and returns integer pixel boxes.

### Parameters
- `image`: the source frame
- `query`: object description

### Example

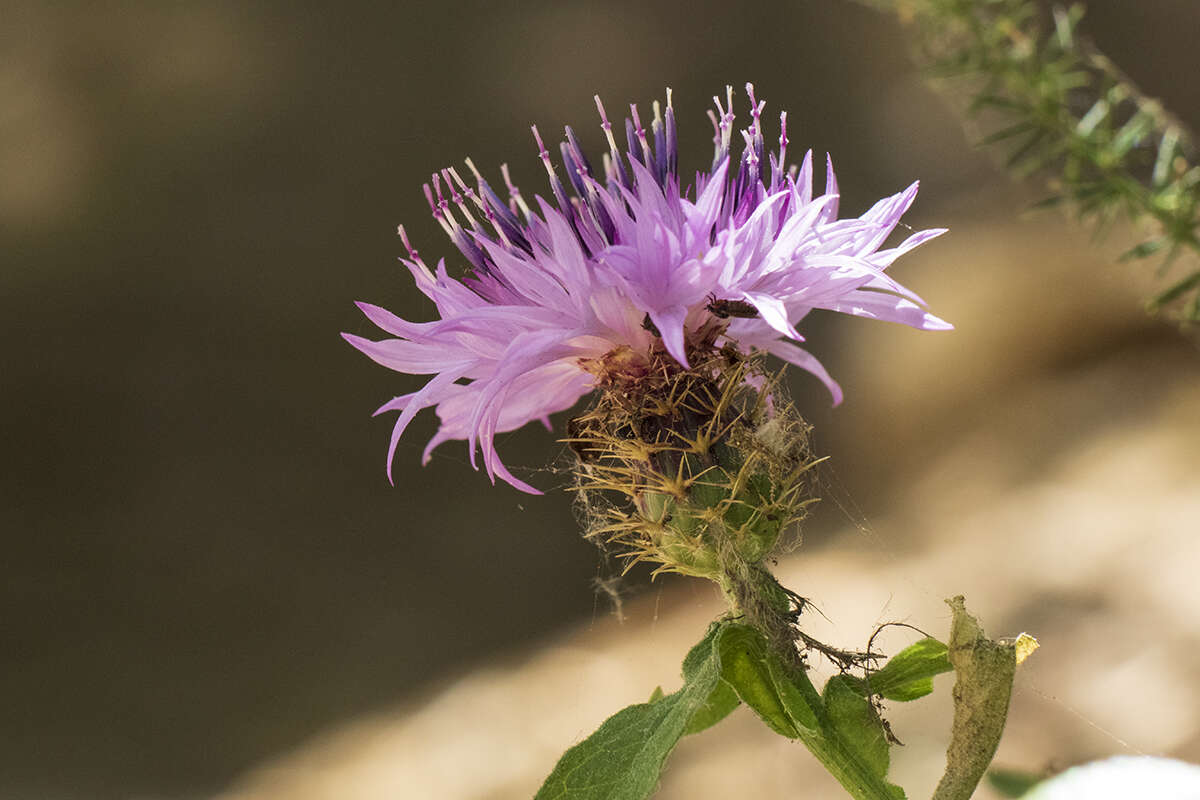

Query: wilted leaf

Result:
[931,596,1020,800]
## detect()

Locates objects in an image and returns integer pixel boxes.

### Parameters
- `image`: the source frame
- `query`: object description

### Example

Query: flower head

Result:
[345,84,950,493]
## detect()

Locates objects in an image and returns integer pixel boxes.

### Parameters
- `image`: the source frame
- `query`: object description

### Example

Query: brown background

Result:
[3,1,1198,798]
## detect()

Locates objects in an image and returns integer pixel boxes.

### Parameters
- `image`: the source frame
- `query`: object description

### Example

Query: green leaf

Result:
[534,622,728,800]
[967,93,1025,114]
[1118,237,1167,262]
[1185,291,1200,322]
[763,649,821,733]
[795,675,905,800]
[718,624,904,800]
[1007,130,1050,175]
[682,680,740,736]
[845,638,953,702]
[716,624,800,737]
[978,121,1036,146]
[1152,127,1181,186]
[824,676,892,780]
[535,695,690,800]
[1075,97,1110,137]
[1149,269,1200,308]
[646,686,664,703]
[1028,194,1065,210]
[987,767,1044,797]
[1110,111,1154,158]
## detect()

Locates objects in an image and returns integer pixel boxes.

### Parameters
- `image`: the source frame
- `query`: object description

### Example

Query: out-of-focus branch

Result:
[864,0,1200,323]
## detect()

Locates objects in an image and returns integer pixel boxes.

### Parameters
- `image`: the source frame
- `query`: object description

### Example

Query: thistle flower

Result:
[345,84,950,493]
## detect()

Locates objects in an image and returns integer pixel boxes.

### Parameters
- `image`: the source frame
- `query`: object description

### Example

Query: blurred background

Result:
[3,1,1199,798]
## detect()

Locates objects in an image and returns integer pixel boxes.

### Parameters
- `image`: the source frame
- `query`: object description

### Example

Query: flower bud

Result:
[568,348,820,587]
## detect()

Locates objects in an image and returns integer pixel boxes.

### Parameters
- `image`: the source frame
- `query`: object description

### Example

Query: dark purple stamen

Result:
[412,86,808,290]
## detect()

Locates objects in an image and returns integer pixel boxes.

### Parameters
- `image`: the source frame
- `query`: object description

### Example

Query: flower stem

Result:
[719,557,800,664]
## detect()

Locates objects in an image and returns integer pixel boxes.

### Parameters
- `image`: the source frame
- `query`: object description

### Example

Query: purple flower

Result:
[345,84,950,493]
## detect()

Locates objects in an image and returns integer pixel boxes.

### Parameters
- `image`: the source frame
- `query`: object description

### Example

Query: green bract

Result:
[568,348,819,586]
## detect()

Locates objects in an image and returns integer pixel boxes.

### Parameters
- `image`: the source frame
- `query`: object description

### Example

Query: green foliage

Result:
[680,679,740,736]
[538,600,1017,800]
[536,620,948,800]
[868,0,1200,323]
[987,766,1045,797]
[534,622,730,800]
[716,623,806,737]
[718,623,906,800]
[824,677,893,784]
[844,637,953,701]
